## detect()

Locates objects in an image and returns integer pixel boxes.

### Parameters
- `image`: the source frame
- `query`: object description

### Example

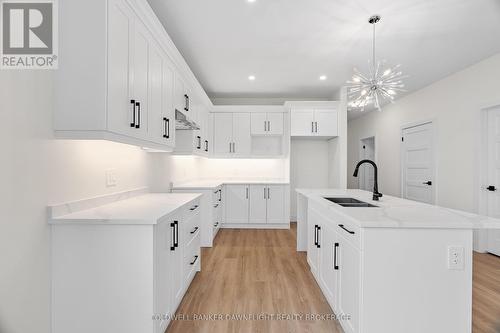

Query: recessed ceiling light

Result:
[248,75,256,81]
[319,75,327,81]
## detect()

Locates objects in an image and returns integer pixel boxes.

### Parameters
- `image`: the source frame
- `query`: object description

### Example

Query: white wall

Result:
[0,72,154,333]
[347,53,500,250]
[290,139,330,219]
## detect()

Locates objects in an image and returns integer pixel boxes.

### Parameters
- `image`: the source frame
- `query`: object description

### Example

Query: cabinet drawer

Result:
[184,232,201,282]
[335,218,360,250]
[184,198,201,219]
[184,211,201,246]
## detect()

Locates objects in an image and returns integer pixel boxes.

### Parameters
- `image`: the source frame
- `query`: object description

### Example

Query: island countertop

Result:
[296,189,500,229]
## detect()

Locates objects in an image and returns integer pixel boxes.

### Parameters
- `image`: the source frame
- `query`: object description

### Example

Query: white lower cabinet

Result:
[307,206,360,333]
[51,197,201,333]
[225,184,288,227]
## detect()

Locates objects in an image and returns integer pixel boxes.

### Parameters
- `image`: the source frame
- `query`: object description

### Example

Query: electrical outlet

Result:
[105,169,117,187]
[448,246,465,270]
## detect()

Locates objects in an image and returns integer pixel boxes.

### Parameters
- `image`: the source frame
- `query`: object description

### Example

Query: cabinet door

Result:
[267,113,284,135]
[338,237,360,333]
[291,110,315,136]
[169,214,184,309]
[307,209,321,277]
[314,109,338,137]
[213,113,233,155]
[250,113,268,136]
[319,223,339,311]
[147,41,164,144]
[225,185,249,224]
[155,220,173,332]
[249,185,267,224]
[130,21,150,139]
[232,113,251,156]
[174,74,185,113]
[107,0,134,137]
[266,185,285,224]
[161,59,175,147]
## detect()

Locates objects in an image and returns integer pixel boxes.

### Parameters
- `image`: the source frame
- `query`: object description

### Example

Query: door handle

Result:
[268,121,271,132]
[334,242,339,270]
[205,140,209,152]
[190,205,199,211]
[233,142,236,153]
[219,189,222,202]
[267,187,270,199]
[170,222,176,251]
[174,221,179,248]
[130,99,136,127]
[135,101,141,128]
[246,187,249,199]
[486,185,497,192]
[338,224,355,235]
[423,181,432,186]
[190,226,199,234]
[196,136,201,149]
[184,94,189,111]
[264,187,266,199]
[315,122,318,133]
[312,122,314,133]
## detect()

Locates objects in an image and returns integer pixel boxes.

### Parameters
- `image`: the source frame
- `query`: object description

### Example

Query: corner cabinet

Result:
[55,0,178,151]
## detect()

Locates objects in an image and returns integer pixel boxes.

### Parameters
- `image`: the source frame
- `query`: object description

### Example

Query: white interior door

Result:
[359,137,375,191]
[401,122,435,204]
[487,108,500,256]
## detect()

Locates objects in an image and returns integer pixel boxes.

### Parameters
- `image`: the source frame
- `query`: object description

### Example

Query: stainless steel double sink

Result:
[324,197,378,208]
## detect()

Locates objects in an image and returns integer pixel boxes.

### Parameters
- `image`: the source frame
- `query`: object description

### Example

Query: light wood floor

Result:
[167,224,500,333]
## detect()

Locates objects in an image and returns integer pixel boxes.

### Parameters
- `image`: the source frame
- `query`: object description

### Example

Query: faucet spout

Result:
[353,159,383,201]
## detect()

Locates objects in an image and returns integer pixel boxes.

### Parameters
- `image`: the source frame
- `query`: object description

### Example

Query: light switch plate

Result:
[448,246,465,270]
[105,169,117,187]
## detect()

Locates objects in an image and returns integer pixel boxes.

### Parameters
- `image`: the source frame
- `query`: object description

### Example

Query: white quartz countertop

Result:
[296,189,500,229]
[49,193,202,225]
[173,179,290,189]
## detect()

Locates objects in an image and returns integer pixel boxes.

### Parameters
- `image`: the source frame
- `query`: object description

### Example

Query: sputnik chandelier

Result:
[347,15,406,111]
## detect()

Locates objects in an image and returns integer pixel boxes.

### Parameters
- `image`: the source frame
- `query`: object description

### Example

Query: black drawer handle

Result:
[190,255,199,265]
[190,226,199,234]
[163,117,170,139]
[339,224,355,235]
[487,185,497,192]
[196,136,201,149]
[214,203,219,208]
[190,205,199,211]
[334,243,339,270]
[214,222,219,227]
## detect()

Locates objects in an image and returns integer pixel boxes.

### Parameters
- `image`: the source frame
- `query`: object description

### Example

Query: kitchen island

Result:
[296,189,500,333]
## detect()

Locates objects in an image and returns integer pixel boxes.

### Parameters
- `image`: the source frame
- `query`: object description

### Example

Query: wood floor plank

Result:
[167,225,500,333]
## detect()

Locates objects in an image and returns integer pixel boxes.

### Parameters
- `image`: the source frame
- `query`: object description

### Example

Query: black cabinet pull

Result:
[170,222,176,251]
[190,255,199,265]
[214,222,219,227]
[135,101,140,128]
[190,205,199,211]
[218,189,222,202]
[174,221,179,248]
[130,99,136,127]
[196,136,201,149]
[184,94,189,111]
[423,181,432,186]
[190,226,199,234]
[316,226,321,248]
[487,185,497,192]
[163,117,170,139]
[214,203,219,208]
[314,225,318,246]
[205,140,208,152]
[334,243,339,270]
[339,224,355,235]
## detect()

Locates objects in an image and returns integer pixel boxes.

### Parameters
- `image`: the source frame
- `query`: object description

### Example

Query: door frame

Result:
[400,119,437,204]
[476,101,500,252]
[358,135,376,190]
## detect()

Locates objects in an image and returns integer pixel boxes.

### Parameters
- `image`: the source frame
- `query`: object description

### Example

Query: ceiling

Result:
[148,0,500,108]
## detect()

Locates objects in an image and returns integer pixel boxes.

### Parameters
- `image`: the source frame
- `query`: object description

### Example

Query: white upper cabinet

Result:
[291,109,338,137]
[251,112,284,136]
[213,113,251,157]
[54,0,207,151]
